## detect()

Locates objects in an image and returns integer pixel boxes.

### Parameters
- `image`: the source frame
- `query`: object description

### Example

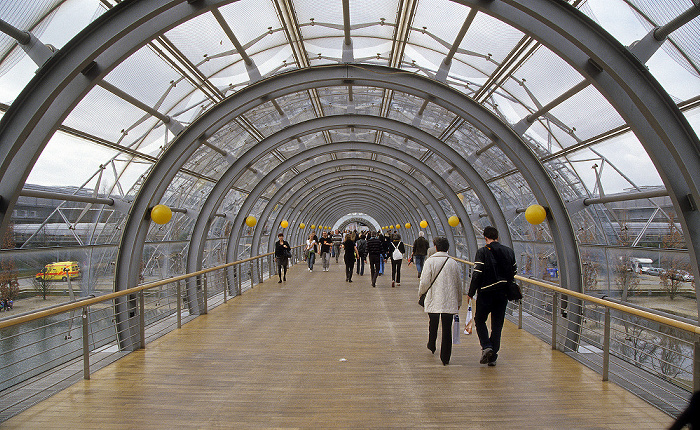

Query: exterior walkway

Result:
[4,259,673,429]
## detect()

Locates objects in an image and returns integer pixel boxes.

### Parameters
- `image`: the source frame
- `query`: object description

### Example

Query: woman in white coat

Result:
[418,237,463,365]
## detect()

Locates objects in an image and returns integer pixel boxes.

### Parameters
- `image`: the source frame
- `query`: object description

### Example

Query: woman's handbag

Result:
[284,248,292,259]
[418,257,449,307]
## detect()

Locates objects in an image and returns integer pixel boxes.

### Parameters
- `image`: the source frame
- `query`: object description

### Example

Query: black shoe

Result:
[278,279,282,283]
[283,277,286,282]
[480,348,493,364]
[427,343,435,354]
[348,279,352,283]
[487,360,497,367]
[442,360,449,366]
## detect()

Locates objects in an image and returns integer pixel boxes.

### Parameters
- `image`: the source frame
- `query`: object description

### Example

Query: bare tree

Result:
[614,222,639,301]
[0,223,20,305]
[659,215,689,300]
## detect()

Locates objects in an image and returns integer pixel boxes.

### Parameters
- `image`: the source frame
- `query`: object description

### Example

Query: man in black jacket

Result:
[367,232,385,288]
[467,226,517,367]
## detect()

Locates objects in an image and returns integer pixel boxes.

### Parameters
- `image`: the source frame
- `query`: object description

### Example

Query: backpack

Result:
[357,239,367,255]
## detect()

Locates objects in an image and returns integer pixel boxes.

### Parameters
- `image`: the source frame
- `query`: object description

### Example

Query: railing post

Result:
[223,269,228,304]
[552,291,558,350]
[237,264,242,293]
[694,336,700,392]
[202,273,208,314]
[82,306,90,380]
[176,281,182,329]
[603,307,611,381]
[139,290,146,349]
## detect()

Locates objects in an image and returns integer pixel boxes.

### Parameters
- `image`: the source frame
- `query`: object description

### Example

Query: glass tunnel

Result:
[0,0,699,415]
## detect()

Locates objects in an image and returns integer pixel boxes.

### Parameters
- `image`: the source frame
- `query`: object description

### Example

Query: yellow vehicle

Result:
[35,261,81,282]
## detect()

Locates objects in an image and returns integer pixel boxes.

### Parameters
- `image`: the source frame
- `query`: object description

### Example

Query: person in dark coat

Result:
[342,233,358,282]
[367,232,384,288]
[274,233,291,283]
[467,226,517,367]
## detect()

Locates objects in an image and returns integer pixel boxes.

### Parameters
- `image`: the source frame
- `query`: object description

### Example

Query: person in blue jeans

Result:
[411,231,430,278]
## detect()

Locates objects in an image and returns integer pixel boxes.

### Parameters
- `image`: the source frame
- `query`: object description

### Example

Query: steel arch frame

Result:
[253,167,439,256]
[268,173,441,254]
[229,158,461,287]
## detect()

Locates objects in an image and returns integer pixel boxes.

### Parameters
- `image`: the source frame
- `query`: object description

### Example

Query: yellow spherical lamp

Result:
[310,224,316,230]
[395,224,401,229]
[150,204,172,225]
[448,215,460,227]
[299,223,306,229]
[525,204,547,225]
[245,216,257,227]
[280,220,289,228]
[405,222,411,229]
[419,220,428,229]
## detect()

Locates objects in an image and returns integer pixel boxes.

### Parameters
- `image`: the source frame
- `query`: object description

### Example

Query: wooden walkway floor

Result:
[4,260,673,429]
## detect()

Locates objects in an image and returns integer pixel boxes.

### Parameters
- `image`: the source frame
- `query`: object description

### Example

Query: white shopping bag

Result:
[452,314,461,345]
[463,306,473,335]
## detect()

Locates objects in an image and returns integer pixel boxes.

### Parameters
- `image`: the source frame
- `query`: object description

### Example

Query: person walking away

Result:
[342,233,358,282]
[378,233,388,275]
[305,232,318,272]
[389,234,405,287]
[411,231,430,278]
[367,232,384,288]
[319,231,333,272]
[467,226,517,367]
[355,234,367,276]
[332,230,343,263]
[418,237,462,365]
[275,233,291,283]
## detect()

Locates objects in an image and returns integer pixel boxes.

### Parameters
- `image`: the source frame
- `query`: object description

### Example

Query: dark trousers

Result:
[276,257,288,280]
[428,313,454,365]
[345,260,354,281]
[356,258,365,275]
[391,258,402,283]
[474,288,509,358]
[369,255,381,286]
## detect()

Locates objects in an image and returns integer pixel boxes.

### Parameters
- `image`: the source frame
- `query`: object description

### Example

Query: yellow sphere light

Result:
[405,222,411,229]
[310,225,315,229]
[245,216,257,227]
[150,204,172,225]
[281,220,289,228]
[448,215,460,227]
[299,223,306,229]
[420,220,428,229]
[525,204,547,225]
[396,224,401,229]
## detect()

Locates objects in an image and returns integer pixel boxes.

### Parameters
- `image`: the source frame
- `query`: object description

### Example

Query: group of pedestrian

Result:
[417,226,516,367]
[277,225,517,369]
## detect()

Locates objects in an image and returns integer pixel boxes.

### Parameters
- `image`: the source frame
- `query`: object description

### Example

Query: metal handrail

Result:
[0,245,303,330]
[451,256,700,335]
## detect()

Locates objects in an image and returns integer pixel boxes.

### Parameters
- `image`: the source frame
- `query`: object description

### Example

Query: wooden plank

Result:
[3,262,673,429]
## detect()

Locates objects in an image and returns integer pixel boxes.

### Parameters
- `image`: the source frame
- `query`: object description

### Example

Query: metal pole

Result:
[223,269,228,304]
[694,336,700,392]
[176,281,181,329]
[202,273,208,314]
[552,292,558,350]
[139,291,146,349]
[0,18,31,44]
[82,307,90,380]
[518,283,523,329]
[603,308,611,381]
